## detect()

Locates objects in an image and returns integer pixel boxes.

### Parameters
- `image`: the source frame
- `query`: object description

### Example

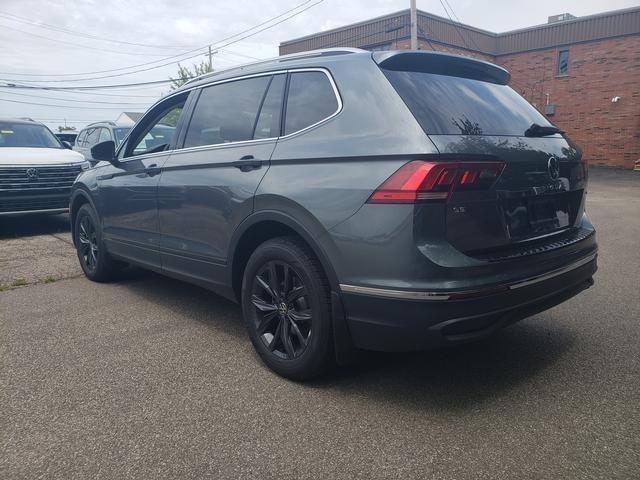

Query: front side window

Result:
[125,96,186,157]
[0,122,62,148]
[113,128,131,145]
[76,130,87,147]
[85,128,100,147]
[183,76,272,148]
[284,71,339,135]
[557,49,569,76]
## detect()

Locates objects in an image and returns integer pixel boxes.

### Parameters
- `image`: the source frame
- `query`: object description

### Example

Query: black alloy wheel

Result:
[241,237,334,379]
[77,214,99,273]
[251,261,312,359]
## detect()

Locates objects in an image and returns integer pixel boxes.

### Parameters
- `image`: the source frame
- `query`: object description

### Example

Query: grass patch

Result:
[44,276,57,284]
[11,278,28,287]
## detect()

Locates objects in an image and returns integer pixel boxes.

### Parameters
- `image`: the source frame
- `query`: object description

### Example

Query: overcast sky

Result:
[0,0,636,131]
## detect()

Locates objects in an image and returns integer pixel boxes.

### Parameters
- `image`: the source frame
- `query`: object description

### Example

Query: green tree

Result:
[169,61,213,90]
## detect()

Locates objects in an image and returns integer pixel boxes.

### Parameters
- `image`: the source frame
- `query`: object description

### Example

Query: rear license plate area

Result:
[504,194,571,239]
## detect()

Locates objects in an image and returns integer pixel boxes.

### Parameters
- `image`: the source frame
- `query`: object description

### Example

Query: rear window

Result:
[383,70,552,136]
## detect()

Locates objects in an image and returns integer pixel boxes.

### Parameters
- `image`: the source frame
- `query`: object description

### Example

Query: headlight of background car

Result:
[80,161,91,171]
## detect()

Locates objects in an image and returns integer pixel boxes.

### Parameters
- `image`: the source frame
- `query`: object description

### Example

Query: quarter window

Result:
[76,130,87,147]
[85,128,100,147]
[184,76,271,148]
[557,49,569,76]
[284,71,338,135]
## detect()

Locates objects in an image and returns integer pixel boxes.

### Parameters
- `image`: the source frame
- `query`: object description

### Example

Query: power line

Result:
[437,0,473,52]
[441,0,483,52]
[0,97,150,109]
[0,89,152,105]
[1,79,174,90]
[0,85,160,98]
[0,11,193,50]
[0,0,318,80]
[0,23,173,57]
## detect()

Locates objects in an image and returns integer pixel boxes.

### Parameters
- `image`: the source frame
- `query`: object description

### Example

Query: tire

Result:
[74,203,121,282]
[241,236,334,380]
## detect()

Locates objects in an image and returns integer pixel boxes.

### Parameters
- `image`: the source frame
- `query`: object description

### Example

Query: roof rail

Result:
[184,48,365,86]
[86,120,117,127]
[19,117,35,122]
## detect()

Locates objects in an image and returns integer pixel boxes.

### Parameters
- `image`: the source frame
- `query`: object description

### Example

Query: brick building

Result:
[280,7,640,169]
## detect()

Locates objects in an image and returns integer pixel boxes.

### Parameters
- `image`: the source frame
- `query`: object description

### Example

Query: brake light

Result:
[368,160,505,204]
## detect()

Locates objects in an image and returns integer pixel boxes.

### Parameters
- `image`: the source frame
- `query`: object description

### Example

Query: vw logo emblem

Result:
[547,156,560,180]
[25,168,39,180]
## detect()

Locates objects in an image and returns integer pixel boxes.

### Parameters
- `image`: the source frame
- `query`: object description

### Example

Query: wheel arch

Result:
[228,210,340,303]
[69,187,98,247]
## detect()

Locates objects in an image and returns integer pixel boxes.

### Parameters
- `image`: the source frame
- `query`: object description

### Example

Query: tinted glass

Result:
[0,122,62,148]
[557,50,569,75]
[184,76,271,148]
[284,71,338,135]
[253,74,285,139]
[76,130,86,146]
[383,70,552,136]
[85,128,100,146]
[98,128,111,142]
[113,128,131,144]
[130,106,182,156]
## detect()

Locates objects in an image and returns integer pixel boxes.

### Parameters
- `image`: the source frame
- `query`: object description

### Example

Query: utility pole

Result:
[205,46,218,71]
[410,0,418,50]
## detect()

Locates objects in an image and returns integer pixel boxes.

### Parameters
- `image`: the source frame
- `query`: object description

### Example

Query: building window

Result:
[557,49,569,76]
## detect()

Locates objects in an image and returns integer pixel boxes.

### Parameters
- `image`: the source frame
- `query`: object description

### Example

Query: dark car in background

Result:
[74,121,131,165]
[54,131,78,146]
[69,49,597,379]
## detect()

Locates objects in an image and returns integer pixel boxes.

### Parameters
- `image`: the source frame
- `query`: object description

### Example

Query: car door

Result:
[98,92,191,271]
[158,73,285,290]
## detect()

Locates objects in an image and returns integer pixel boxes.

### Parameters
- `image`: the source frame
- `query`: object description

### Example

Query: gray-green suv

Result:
[70,49,597,379]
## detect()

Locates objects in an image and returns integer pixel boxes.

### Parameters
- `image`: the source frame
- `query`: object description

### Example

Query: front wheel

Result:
[241,237,334,380]
[74,203,121,282]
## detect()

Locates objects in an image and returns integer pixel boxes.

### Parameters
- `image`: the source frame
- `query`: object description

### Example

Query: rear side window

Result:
[98,128,111,142]
[284,71,339,135]
[383,70,552,136]
[184,76,271,148]
[254,74,286,140]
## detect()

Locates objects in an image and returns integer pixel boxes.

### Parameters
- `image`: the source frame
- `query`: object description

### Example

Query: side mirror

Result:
[90,140,116,163]
[62,141,72,150]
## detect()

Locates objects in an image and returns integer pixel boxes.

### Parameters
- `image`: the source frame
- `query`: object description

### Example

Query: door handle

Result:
[145,163,162,177]
[233,156,263,172]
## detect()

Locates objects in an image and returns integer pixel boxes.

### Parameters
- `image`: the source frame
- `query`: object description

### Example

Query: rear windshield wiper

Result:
[524,123,564,137]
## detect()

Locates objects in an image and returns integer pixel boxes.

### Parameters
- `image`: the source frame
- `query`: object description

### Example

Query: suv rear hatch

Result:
[375,51,588,257]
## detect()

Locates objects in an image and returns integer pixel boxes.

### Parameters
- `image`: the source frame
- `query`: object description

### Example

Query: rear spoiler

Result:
[372,51,511,85]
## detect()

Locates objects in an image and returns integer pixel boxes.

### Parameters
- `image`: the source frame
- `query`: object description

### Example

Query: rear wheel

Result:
[74,203,121,282]
[241,237,333,380]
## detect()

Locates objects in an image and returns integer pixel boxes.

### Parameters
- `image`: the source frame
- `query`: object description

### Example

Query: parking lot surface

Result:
[1,168,639,479]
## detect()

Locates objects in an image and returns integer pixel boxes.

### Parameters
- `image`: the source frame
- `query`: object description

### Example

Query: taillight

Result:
[367,160,505,204]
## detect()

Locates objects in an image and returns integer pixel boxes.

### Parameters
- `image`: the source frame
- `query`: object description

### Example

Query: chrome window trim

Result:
[122,67,342,158]
[340,252,597,302]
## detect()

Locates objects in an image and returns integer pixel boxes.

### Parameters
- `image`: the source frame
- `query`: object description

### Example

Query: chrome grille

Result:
[0,165,82,192]
[0,164,82,213]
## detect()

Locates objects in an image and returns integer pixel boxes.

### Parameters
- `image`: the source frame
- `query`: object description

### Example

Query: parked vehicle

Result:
[0,118,89,216]
[55,131,78,146]
[74,121,131,165]
[70,49,597,379]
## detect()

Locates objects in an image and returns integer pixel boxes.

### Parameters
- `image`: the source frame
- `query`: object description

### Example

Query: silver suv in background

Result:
[74,121,131,165]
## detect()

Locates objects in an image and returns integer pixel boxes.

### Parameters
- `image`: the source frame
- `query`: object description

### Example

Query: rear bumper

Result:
[340,253,597,352]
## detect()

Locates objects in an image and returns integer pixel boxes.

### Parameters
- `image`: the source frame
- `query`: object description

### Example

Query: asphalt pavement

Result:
[1,168,638,479]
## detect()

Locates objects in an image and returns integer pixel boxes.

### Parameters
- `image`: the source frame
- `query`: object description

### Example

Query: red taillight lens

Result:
[367,160,505,204]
